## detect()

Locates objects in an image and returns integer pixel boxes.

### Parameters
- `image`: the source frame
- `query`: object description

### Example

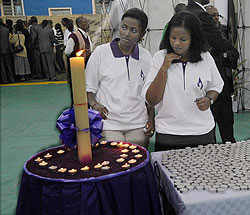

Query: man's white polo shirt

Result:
[86,39,152,130]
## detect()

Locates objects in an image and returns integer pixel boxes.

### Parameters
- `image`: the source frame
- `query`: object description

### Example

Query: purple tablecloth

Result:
[16,146,162,215]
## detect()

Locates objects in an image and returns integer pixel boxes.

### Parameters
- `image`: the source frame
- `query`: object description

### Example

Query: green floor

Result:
[1,83,250,214]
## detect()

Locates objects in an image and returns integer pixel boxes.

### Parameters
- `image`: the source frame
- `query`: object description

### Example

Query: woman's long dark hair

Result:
[161,11,207,63]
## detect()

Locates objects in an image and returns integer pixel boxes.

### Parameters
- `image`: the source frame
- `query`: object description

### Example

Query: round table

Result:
[16,146,162,215]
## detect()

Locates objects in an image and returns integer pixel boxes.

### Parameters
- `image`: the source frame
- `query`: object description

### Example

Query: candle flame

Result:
[76,50,86,57]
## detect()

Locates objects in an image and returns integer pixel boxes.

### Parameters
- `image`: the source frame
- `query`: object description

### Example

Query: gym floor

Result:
[1,82,250,214]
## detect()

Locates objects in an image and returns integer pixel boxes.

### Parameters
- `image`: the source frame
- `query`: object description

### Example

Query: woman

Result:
[143,11,224,151]
[85,8,154,148]
[10,21,31,81]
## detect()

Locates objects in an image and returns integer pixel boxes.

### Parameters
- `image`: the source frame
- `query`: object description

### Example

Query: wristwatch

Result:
[205,95,214,105]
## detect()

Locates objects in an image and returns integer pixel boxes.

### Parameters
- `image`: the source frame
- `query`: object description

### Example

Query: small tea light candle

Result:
[93,143,99,148]
[102,161,110,166]
[68,169,78,175]
[39,161,48,168]
[117,142,124,148]
[116,158,125,163]
[121,149,129,153]
[44,153,52,160]
[35,157,43,163]
[123,143,129,148]
[135,154,143,159]
[129,145,137,150]
[57,150,65,155]
[49,165,57,172]
[120,154,128,158]
[110,142,118,147]
[122,163,130,169]
[101,166,110,171]
[132,149,140,154]
[100,141,107,145]
[58,168,67,173]
[94,163,102,170]
[80,166,90,172]
[128,159,137,164]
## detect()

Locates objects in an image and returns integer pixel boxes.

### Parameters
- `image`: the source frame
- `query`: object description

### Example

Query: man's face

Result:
[206,7,220,24]
[79,19,89,32]
[61,20,66,27]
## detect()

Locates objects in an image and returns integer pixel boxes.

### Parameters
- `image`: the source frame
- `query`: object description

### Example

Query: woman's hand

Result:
[143,121,155,137]
[92,102,109,120]
[195,97,211,111]
[161,53,181,71]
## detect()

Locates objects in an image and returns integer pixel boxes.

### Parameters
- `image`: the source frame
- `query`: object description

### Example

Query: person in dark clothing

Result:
[38,20,57,81]
[29,16,43,79]
[0,18,15,84]
[187,0,239,143]
[55,23,66,74]
[6,19,14,34]
[205,5,239,143]
[186,0,232,52]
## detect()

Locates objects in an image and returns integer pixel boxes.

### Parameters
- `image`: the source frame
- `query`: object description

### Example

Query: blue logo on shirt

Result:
[140,70,145,81]
[197,77,203,90]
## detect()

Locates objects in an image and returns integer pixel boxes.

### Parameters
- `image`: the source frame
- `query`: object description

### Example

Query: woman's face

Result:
[119,17,143,48]
[169,26,191,57]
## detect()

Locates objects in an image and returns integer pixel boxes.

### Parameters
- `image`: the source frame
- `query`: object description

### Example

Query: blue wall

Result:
[23,0,93,16]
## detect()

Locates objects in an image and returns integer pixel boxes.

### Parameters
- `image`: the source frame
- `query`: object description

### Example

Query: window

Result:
[48,8,72,16]
[94,0,113,14]
[2,0,24,16]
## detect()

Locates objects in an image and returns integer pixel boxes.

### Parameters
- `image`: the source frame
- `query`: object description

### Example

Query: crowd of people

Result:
[0,0,239,149]
[0,16,72,84]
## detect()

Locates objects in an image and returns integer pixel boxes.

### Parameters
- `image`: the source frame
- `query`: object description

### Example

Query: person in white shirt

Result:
[61,18,73,47]
[65,16,92,64]
[143,11,224,151]
[85,8,155,148]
